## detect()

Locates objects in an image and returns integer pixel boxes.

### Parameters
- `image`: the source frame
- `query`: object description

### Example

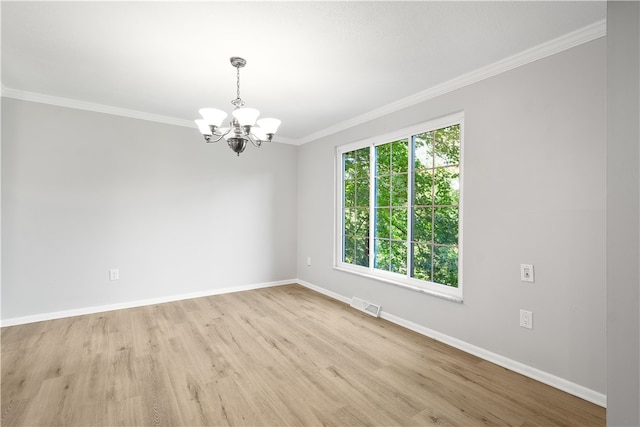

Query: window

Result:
[336,113,463,301]
[343,147,370,267]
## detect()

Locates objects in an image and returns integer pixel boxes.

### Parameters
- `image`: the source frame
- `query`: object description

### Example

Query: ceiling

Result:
[1,1,606,145]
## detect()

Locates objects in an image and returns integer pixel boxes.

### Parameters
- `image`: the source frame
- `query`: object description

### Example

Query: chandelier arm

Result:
[246,132,264,148]
[204,134,225,143]
[219,127,233,138]
[204,127,232,143]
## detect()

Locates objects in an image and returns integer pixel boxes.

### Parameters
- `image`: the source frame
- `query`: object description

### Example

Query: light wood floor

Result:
[2,284,604,426]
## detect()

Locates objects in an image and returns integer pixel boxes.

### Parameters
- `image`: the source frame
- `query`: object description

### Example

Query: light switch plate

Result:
[520,264,534,282]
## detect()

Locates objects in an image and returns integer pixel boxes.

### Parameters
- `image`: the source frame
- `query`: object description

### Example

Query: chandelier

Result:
[195,57,281,156]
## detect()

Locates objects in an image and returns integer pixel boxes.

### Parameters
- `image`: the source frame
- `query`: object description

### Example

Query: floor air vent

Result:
[350,297,381,318]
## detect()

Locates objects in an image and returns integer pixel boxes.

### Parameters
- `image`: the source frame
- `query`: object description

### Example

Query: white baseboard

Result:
[0,279,295,327]
[295,279,607,408]
[297,279,352,305]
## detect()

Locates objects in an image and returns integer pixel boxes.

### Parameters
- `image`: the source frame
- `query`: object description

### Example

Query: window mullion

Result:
[431,132,436,282]
[369,143,375,270]
[407,134,414,279]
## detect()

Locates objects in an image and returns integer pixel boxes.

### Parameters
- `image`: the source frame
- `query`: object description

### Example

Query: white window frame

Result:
[334,112,464,303]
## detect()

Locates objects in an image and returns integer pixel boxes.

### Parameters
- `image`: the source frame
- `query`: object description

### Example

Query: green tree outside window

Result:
[341,123,461,288]
[342,147,370,267]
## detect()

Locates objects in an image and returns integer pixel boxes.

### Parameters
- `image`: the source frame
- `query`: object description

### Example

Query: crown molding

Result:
[1,85,197,128]
[297,19,606,145]
[271,135,298,145]
[1,19,605,147]
[0,85,301,145]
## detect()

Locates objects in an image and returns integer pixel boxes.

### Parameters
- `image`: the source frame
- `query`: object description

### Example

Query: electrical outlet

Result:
[307,257,312,267]
[520,309,533,329]
[109,269,119,281]
[520,264,534,282]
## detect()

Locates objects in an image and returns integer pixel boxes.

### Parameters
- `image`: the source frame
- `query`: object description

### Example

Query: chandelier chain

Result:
[231,64,244,108]
[236,65,241,101]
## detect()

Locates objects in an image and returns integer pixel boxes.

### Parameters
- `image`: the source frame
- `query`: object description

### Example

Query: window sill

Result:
[333,266,463,304]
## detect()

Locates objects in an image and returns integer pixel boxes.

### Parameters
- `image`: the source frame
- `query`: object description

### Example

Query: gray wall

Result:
[607,2,640,425]
[298,39,606,395]
[1,98,298,319]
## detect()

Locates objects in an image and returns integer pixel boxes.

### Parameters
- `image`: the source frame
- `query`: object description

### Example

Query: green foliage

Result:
[413,132,434,169]
[434,125,460,167]
[391,140,409,173]
[410,124,460,287]
[344,151,356,180]
[343,124,460,287]
[374,239,406,273]
[355,147,370,177]
[375,208,390,238]
[343,147,370,267]
[374,140,409,275]
[391,208,407,240]
[414,169,433,206]
[390,241,407,274]
[344,236,355,262]
[376,143,391,176]
[412,207,432,242]
[392,174,408,206]
[411,242,431,281]
[374,239,388,270]
[355,178,369,206]
[354,237,369,267]
[433,207,458,245]
[433,166,459,206]
[375,176,390,206]
[433,246,458,286]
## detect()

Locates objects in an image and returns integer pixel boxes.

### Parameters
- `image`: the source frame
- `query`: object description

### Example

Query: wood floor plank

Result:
[1,284,605,426]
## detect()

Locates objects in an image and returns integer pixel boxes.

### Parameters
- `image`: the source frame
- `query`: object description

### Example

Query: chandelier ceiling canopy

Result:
[195,57,281,156]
